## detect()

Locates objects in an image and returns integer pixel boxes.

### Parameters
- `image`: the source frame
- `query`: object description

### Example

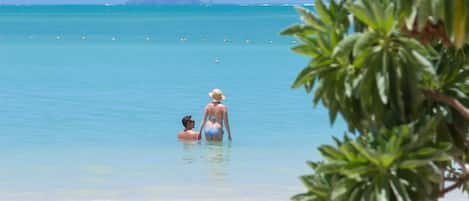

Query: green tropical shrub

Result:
[282,0,469,200]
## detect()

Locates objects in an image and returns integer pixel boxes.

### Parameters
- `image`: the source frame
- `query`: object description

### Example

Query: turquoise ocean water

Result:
[0,5,465,201]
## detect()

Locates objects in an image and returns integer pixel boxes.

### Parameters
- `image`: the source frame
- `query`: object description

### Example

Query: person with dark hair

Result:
[178,115,201,140]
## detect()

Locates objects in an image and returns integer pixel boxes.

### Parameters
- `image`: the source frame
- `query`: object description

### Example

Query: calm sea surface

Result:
[0,5,465,201]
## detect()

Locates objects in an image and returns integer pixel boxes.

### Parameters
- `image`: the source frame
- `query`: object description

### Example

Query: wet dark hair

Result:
[181,115,193,128]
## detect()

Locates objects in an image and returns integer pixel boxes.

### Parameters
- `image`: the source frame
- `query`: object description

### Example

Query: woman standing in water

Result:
[199,88,232,141]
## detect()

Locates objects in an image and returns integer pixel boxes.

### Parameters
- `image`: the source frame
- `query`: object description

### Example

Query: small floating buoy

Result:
[180,37,188,42]
[81,36,87,40]
[268,40,273,44]
[245,39,251,44]
[56,36,61,40]
[111,37,117,41]
[223,38,231,43]
[214,58,220,64]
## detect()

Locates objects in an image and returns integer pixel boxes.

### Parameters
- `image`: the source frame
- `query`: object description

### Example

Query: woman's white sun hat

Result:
[208,88,225,102]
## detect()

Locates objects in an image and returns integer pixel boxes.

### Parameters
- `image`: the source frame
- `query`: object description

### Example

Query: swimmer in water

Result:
[199,89,232,141]
[178,115,201,140]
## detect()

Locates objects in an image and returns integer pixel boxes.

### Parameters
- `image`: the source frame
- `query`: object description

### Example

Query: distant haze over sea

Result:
[0,0,312,5]
[126,0,202,4]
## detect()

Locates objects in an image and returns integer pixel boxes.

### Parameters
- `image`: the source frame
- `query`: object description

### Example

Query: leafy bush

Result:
[282,0,469,200]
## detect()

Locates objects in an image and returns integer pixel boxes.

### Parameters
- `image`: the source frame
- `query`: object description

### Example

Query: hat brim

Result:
[208,92,225,101]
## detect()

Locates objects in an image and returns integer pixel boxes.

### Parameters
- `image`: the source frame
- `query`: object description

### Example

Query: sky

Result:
[0,0,313,4]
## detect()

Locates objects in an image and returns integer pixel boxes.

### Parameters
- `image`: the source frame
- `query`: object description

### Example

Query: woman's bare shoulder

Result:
[218,104,227,111]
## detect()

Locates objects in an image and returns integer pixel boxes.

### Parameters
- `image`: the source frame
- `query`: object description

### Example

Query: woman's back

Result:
[200,88,232,141]
[205,102,226,126]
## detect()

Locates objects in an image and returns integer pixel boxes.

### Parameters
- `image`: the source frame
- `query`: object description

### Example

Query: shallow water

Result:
[0,5,466,201]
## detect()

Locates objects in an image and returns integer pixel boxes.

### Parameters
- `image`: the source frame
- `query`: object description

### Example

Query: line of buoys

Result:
[16,35,288,45]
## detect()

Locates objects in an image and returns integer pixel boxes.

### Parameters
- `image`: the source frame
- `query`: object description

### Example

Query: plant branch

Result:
[456,159,469,175]
[439,175,469,197]
[423,90,469,120]
[444,177,460,181]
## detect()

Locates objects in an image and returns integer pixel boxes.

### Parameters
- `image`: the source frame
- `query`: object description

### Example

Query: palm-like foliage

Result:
[294,119,450,201]
[282,0,469,200]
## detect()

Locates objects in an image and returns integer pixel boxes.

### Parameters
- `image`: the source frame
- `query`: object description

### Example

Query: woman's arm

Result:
[198,106,208,140]
[224,109,232,141]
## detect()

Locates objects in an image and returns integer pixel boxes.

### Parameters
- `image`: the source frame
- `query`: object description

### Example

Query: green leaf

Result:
[331,178,355,200]
[376,52,390,104]
[431,0,445,20]
[291,193,316,201]
[291,66,316,89]
[341,166,372,181]
[315,0,333,25]
[399,160,430,169]
[405,6,418,30]
[306,161,319,169]
[369,0,385,31]
[448,87,468,99]
[300,176,329,197]
[281,24,317,36]
[353,32,378,57]
[317,33,332,55]
[390,179,412,201]
[347,3,377,30]
[349,184,365,201]
[319,145,345,160]
[313,81,326,106]
[380,154,396,168]
[383,3,396,34]
[417,0,431,31]
[411,50,436,76]
[340,143,360,162]
[397,37,429,56]
[328,102,339,125]
[315,161,347,174]
[332,34,362,58]
[353,48,372,67]
[295,6,328,32]
[412,147,440,158]
[376,187,389,201]
[344,74,354,98]
[351,141,381,166]
[292,44,321,57]
[304,79,314,93]
[332,136,342,147]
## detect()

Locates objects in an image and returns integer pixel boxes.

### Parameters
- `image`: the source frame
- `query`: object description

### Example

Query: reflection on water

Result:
[204,141,231,182]
[179,140,231,183]
[180,139,202,165]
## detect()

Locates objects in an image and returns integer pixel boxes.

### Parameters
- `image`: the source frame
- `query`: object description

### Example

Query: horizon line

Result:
[0,3,312,6]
